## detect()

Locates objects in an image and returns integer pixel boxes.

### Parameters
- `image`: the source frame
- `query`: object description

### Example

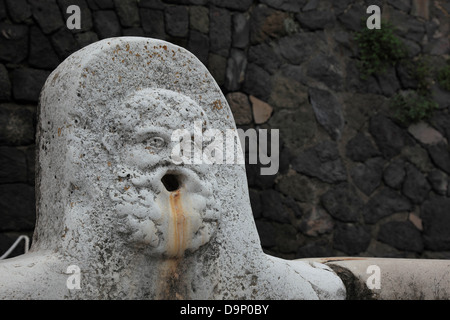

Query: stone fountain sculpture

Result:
[0,37,345,299]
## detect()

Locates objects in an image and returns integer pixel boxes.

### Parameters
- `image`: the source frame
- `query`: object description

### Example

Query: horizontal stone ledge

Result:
[300,257,450,300]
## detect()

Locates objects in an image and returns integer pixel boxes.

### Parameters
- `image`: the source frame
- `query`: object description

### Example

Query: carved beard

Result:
[109,164,220,258]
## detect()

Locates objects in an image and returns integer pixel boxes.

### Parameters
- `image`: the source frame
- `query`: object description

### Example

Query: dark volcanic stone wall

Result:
[0,0,449,260]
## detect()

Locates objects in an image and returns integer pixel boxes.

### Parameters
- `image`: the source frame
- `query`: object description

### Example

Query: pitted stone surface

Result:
[0,37,345,300]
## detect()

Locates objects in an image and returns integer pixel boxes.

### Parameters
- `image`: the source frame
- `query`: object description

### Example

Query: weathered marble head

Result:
[0,37,345,300]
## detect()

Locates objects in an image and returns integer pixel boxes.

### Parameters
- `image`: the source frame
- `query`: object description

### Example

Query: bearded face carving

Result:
[104,88,220,258]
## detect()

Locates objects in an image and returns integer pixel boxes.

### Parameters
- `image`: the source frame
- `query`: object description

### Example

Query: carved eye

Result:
[146,136,165,149]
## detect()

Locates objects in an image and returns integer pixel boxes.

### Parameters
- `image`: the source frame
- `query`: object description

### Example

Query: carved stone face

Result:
[105,88,220,258]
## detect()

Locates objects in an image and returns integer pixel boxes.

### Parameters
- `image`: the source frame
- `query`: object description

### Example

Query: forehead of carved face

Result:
[117,88,208,132]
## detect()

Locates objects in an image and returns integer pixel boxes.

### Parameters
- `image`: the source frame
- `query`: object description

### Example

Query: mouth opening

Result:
[161,174,181,192]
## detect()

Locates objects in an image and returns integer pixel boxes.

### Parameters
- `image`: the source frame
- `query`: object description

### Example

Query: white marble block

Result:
[0,37,345,300]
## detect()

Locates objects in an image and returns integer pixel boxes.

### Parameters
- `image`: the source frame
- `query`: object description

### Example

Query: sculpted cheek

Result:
[121,147,162,169]
[126,216,159,248]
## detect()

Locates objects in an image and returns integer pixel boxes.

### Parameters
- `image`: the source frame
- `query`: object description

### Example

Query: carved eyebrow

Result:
[134,127,171,142]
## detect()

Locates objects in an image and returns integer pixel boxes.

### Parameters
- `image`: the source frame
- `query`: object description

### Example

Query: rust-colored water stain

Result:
[157,189,189,299]
[168,190,188,258]
[157,258,185,299]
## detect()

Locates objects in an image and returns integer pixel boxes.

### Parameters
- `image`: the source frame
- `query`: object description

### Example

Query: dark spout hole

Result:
[161,174,180,192]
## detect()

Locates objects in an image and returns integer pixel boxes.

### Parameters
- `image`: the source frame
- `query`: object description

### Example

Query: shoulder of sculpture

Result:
[260,255,346,300]
[0,251,70,299]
